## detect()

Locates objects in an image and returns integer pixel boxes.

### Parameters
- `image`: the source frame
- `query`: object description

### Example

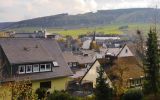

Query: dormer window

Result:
[19,65,25,74]
[53,61,58,67]
[18,63,52,74]
[26,65,32,73]
[46,64,51,71]
[40,64,52,72]
[40,64,46,72]
[83,54,88,57]
[33,64,39,72]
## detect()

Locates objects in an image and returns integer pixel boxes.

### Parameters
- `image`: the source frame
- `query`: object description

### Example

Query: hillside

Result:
[0,8,159,30]
[0,22,14,29]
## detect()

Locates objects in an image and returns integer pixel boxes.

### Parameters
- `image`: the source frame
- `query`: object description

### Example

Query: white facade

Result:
[117,45,134,57]
[82,60,112,88]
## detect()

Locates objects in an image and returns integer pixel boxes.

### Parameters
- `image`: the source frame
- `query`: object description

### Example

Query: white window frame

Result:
[40,64,46,72]
[26,65,32,73]
[68,62,72,67]
[19,65,25,74]
[72,62,77,67]
[46,64,51,71]
[40,64,51,72]
[33,64,39,72]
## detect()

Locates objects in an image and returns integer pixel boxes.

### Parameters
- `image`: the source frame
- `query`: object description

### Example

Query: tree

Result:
[143,29,160,96]
[107,61,128,99]
[10,80,37,100]
[35,88,47,100]
[95,66,112,100]
[47,90,78,100]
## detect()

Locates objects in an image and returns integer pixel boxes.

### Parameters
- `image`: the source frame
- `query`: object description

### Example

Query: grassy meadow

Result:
[1,23,160,37]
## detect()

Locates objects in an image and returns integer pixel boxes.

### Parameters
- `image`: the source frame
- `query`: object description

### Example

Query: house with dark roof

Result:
[0,38,73,99]
[105,44,134,58]
[63,51,79,68]
[80,59,113,88]
[7,30,46,38]
[80,56,144,89]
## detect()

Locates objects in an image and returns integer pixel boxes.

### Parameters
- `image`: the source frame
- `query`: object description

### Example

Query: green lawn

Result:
[47,25,123,37]
[1,23,159,37]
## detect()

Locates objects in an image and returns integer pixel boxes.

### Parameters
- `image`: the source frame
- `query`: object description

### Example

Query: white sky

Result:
[0,0,159,22]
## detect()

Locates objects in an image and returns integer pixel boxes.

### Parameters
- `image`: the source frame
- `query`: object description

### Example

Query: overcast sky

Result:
[0,0,159,22]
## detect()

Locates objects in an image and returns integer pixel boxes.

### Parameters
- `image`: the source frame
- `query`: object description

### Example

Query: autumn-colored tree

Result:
[9,80,38,100]
[107,61,129,99]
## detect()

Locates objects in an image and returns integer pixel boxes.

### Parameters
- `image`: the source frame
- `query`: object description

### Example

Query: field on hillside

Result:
[1,23,160,37]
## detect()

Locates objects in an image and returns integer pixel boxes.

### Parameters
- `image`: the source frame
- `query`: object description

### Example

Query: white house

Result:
[80,59,112,88]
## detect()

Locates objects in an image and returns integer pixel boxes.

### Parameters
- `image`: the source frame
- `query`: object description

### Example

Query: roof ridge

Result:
[116,44,126,57]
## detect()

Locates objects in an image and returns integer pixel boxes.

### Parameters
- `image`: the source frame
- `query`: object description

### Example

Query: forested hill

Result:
[1,8,159,29]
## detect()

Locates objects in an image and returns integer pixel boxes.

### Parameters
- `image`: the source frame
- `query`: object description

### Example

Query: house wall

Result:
[82,60,112,88]
[0,77,71,100]
[118,45,133,57]
[32,77,71,92]
[82,60,100,88]
[0,47,11,79]
[82,61,107,88]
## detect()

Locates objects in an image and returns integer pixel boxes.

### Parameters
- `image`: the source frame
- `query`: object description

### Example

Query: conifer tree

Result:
[144,29,160,96]
[95,66,112,100]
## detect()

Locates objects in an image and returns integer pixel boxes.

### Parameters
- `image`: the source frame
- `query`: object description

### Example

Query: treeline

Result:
[2,8,160,29]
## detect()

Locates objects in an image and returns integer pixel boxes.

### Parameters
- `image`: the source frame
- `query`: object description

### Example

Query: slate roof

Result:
[0,38,73,81]
[76,55,94,64]
[80,57,144,87]
[63,51,78,63]
[106,48,122,56]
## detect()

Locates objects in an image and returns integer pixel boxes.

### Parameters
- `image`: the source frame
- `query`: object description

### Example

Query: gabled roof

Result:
[63,51,78,63]
[80,57,144,87]
[76,55,94,64]
[106,48,122,56]
[105,57,144,87]
[106,44,134,57]
[0,38,58,64]
[0,38,73,81]
[80,58,107,82]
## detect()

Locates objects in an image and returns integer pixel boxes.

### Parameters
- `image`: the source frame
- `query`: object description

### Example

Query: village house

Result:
[0,38,73,100]
[5,30,47,38]
[105,44,134,58]
[63,51,79,69]
[80,49,144,89]
[80,59,113,88]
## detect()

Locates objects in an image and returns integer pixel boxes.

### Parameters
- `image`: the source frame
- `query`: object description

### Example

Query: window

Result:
[26,65,32,73]
[40,81,51,89]
[53,61,58,67]
[19,65,25,74]
[33,64,39,72]
[68,62,72,67]
[125,49,128,53]
[46,64,51,71]
[40,64,46,72]
[84,54,88,56]
[40,64,52,72]
[73,62,77,67]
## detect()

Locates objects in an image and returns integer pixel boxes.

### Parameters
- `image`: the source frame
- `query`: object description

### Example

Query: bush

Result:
[122,88,143,100]
[35,88,47,99]
[47,90,78,100]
